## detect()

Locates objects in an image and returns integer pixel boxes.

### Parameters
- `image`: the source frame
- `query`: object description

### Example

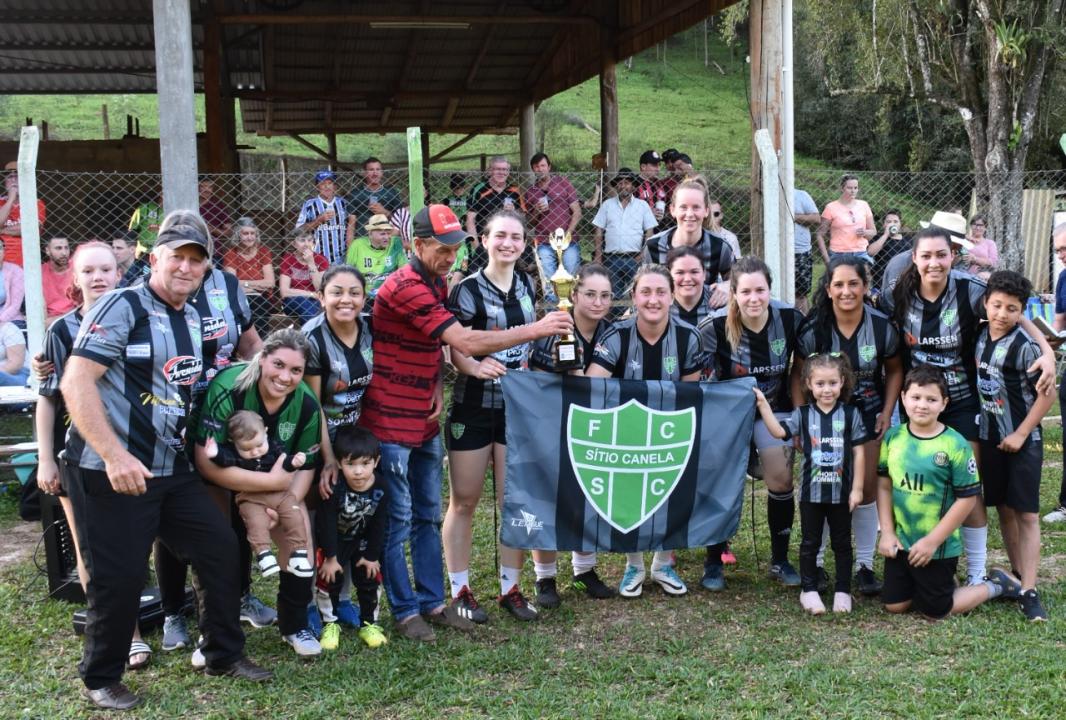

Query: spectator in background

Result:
[296,170,350,265]
[592,168,657,305]
[1,160,47,267]
[636,150,671,232]
[389,205,414,252]
[868,209,911,296]
[127,191,163,255]
[525,152,581,300]
[223,217,275,336]
[279,227,327,324]
[441,174,469,219]
[707,198,741,260]
[661,148,681,175]
[346,157,403,231]
[961,213,998,280]
[199,178,232,249]
[112,230,150,289]
[41,235,77,326]
[1045,224,1066,526]
[816,174,876,264]
[0,238,25,326]
[792,187,820,313]
[0,319,27,386]
[346,214,408,303]
[674,153,695,180]
[465,156,527,275]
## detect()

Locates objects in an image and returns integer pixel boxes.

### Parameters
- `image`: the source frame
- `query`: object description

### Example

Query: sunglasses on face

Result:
[712,211,722,218]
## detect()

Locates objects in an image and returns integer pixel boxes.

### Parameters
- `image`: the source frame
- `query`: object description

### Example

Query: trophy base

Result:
[553,341,583,371]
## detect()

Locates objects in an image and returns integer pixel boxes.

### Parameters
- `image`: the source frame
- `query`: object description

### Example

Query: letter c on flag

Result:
[660,421,674,439]
[651,477,666,495]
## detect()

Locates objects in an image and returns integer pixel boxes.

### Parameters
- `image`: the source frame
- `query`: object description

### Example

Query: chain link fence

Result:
[29,163,1066,321]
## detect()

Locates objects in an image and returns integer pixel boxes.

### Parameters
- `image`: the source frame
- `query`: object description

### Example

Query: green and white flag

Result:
[500,372,755,551]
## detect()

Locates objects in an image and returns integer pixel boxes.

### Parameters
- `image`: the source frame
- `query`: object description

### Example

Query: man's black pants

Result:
[64,464,245,689]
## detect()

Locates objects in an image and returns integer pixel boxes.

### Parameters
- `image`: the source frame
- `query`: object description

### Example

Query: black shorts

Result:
[445,404,506,451]
[854,407,882,445]
[882,552,958,619]
[938,396,980,442]
[980,438,1042,513]
[794,252,814,296]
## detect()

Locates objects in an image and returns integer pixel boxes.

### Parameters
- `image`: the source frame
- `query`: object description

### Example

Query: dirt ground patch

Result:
[0,517,39,570]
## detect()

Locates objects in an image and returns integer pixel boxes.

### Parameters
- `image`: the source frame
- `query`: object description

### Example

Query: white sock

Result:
[650,551,673,572]
[314,589,336,623]
[815,520,829,567]
[852,501,878,569]
[962,525,988,581]
[448,569,470,598]
[500,565,522,594]
[625,552,646,570]
[533,561,557,581]
[572,551,597,576]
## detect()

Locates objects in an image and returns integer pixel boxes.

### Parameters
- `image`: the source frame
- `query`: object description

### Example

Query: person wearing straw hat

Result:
[592,168,658,310]
[346,213,408,305]
[879,211,975,300]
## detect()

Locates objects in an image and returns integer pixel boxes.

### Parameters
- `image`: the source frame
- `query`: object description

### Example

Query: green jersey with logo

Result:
[345,235,408,299]
[196,363,322,467]
[878,423,980,559]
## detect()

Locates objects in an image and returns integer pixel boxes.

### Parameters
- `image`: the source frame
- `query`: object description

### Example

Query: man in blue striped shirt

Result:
[296,170,351,265]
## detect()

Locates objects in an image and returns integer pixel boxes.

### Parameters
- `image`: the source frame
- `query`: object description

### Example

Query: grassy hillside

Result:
[0,28,774,171]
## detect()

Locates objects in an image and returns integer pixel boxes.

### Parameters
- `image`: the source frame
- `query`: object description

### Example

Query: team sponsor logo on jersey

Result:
[361,346,373,365]
[933,451,949,467]
[663,356,678,375]
[832,419,844,433]
[208,288,228,311]
[510,510,543,536]
[126,343,151,359]
[202,315,228,341]
[966,455,977,475]
[278,421,296,441]
[993,344,1007,361]
[163,356,203,385]
[770,338,786,356]
[451,422,465,439]
[567,399,695,533]
[941,308,957,326]
[859,344,876,363]
[519,295,534,315]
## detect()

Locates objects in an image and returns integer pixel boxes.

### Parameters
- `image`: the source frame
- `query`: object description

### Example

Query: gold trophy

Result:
[548,228,582,370]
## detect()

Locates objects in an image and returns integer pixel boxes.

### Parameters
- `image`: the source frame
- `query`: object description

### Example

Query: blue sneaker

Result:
[334,599,361,628]
[651,565,688,596]
[619,565,645,598]
[306,605,323,639]
[769,561,801,587]
[701,563,726,592]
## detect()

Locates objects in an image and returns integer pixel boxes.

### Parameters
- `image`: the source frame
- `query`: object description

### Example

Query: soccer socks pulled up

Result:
[852,501,879,569]
[625,553,646,570]
[533,561,557,581]
[767,490,796,563]
[649,551,673,572]
[962,525,988,582]
[571,551,597,576]
[500,566,522,594]
[448,570,470,599]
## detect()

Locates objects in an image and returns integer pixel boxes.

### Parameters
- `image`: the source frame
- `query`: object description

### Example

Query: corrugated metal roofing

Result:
[1,0,739,134]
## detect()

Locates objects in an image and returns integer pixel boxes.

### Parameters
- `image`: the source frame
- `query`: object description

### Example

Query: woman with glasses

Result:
[706,199,741,260]
[528,263,619,602]
[794,255,902,596]
[816,174,876,266]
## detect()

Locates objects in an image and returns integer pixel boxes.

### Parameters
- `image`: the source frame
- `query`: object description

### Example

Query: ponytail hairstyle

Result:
[67,241,118,305]
[233,328,311,394]
[483,209,527,239]
[631,263,673,297]
[802,352,855,404]
[890,227,952,327]
[670,177,711,211]
[725,256,773,349]
[319,263,367,293]
[573,262,611,294]
[807,255,869,349]
[839,173,858,189]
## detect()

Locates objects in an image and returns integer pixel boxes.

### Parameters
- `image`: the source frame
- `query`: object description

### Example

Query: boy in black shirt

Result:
[316,426,390,649]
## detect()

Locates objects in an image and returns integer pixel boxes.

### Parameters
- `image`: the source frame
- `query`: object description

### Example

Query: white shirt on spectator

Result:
[592,197,657,254]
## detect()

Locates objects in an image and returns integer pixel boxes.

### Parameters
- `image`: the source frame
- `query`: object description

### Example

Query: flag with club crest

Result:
[500,372,755,551]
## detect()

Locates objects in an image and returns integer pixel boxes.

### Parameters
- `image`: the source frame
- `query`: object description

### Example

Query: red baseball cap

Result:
[412,204,473,246]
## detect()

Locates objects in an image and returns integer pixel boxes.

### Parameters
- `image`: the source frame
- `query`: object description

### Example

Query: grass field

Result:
[0,411,1063,719]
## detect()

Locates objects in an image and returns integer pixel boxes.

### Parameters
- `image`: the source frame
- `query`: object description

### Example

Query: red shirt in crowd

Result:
[524,175,579,244]
[222,245,273,282]
[41,263,76,317]
[360,258,457,446]
[279,251,328,293]
[1,198,47,266]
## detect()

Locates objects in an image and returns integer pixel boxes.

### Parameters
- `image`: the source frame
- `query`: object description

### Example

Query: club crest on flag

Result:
[566,399,695,534]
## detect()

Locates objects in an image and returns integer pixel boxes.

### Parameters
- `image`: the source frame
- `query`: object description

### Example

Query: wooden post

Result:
[102,104,110,140]
[203,9,224,173]
[420,131,431,198]
[519,103,535,174]
[40,122,49,141]
[599,30,619,173]
[153,0,199,211]
[748,0,783,259]
[326,133,338,169]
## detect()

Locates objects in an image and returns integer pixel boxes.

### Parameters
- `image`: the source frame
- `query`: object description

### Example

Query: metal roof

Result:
[1,0,738,135]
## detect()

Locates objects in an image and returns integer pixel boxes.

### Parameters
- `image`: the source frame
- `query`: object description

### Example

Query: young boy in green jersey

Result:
[975,270,1053,621]
[878,366,1020,618]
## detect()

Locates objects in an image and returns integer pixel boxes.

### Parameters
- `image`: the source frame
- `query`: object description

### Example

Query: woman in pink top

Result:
[961,213,998,280]
[0,238,24,325]
[816,174,876,264]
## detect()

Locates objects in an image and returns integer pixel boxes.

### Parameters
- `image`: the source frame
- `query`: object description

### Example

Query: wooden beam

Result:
[441,97,460,128]
[217,13,597,26]
[203,9,225,172]
[599,29,619,172]
[380,107,392,126]
[429,132,478,162]
[615,0,710,50]
[519,104,535,171]
[286,133,357,169]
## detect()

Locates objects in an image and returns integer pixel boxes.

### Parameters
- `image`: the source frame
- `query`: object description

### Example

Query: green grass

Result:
[0,29,770,172]
[1,418,1064,719]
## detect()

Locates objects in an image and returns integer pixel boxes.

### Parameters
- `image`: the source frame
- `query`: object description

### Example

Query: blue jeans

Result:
[282,296,321,324]
[537,242,581,303]
[0,367,28,386]
[379,435,445,622]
